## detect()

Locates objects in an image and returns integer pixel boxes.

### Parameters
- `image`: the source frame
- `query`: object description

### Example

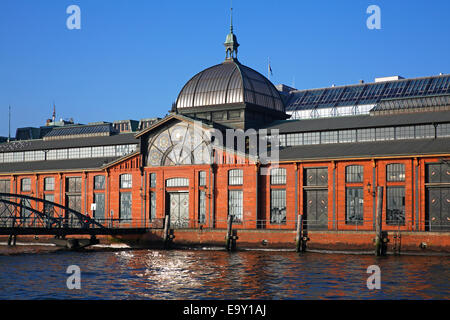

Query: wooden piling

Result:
[375,186,387,256]
[163,215,173,249]
[225,215,234,251]
[296,214,308,253]
[295,214,302,252]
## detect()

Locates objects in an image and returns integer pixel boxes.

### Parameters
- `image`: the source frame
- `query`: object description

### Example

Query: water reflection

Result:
[0,246,448,299]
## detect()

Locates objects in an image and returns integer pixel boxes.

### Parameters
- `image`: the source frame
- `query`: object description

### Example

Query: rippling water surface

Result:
[0,245,448,299]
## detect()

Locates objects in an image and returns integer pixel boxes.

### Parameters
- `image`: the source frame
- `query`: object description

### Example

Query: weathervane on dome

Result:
[224,1,239,61]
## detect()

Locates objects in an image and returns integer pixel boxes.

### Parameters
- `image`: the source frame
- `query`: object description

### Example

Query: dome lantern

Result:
[224,7,239,60]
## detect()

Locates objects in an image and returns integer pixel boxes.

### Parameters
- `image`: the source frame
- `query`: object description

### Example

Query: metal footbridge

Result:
[0,193,149,247]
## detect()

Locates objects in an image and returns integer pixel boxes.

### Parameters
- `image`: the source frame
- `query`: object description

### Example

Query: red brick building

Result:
[1,26,449,246]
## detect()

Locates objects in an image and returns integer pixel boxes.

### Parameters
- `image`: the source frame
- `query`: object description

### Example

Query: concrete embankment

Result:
[2,229,450,254]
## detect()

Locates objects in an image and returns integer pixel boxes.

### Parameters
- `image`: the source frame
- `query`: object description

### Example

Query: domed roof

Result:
[175,60,285,112]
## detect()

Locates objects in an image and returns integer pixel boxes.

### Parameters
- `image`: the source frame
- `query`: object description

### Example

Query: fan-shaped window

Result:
[146,123,211,167]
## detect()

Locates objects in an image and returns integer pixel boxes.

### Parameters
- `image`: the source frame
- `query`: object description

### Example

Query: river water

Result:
[0,244,448,300]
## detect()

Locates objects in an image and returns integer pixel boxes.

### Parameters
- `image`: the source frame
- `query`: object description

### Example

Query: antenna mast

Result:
[8,105,11,142]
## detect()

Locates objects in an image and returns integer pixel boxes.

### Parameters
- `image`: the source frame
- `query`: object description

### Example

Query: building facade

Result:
[1,26,449,236]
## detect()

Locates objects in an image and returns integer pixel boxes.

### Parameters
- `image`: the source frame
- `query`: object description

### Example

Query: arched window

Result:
[345,165,364,183]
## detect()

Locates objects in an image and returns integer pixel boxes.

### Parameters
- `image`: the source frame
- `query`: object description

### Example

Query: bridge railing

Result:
[0,193,105,230]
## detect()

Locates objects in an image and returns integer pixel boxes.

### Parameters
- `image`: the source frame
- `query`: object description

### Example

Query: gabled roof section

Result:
[135,114,226,138]
[101,151,140,170]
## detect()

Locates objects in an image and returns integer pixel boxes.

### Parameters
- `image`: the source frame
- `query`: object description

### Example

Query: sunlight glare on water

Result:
[0,246,448,299]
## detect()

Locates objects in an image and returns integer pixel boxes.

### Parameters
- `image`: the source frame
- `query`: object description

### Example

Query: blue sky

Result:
[0,0,449,137]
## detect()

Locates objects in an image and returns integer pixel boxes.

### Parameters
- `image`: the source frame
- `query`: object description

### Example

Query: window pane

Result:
[346,187,364,224]
[3,153,13,163]
[120,174,132,189]
[437,123,450,138]
[396,126,415,140]
[150,173,157,188]
[199,171,206,186]
[375,127,395,141]
[386,164,405,182]
[415,124,435,139]
[21,178,31,192]
[92,146,104,158]
[228,190,243,222]
[346,165,364,183]
[94,193,105,220]
[44,177,55,191]
[386,187,405,226]
[57,149,68,160]
[13,152,24,162]
[104,146,115,157]
[79,147,92,158]
[339,130,356,143]
[199,190,206,224]
[24,151,35,162]
[286,133,302,146]
[66,177,82,193]
[119,192,132,220]
[270,189,286,224]
[150,192,156,220]
[94,176,105,190]
[320,131,338,144]
[68,148,80,159]
[303,132,320,145]
[0,180,10,193]
[21,199,33,223]
[47,150,57,160]
[228,169,243,185]
[44,194,54,216]
[271,168,286,185]
[166,178,189,187]
[356,128,375,142]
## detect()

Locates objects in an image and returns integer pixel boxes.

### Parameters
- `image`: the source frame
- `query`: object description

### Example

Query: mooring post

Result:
[295,214,302,252]
[163,215,174,249]
[225,214,235,251]
[375,186,388,256]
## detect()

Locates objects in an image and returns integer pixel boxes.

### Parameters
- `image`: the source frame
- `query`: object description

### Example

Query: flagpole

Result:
[8,105,11,142]
[268,57,270,81]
